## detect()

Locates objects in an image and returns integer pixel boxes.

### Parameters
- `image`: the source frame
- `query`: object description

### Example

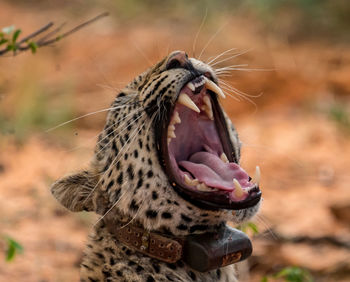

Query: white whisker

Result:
[192,8,208,58]
[210,48,253,67]
[206,47,237,66]
[46,103,139,133]
[198,22,227,60]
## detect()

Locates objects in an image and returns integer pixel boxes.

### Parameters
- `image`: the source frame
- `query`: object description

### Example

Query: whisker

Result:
[94,112,145,157]
[256,214,278,241]
[45,102,140,133]
[198,22,227,60]
[84,114,146,202]
[210,48,253,67]
[206,47,237,65]
[93,180,131,226]
[192,8,208,58]
[219,79,263,99]
[66,108,142,153]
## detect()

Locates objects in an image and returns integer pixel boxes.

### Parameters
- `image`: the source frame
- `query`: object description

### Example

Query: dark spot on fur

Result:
[189,225,208,233]
[146,276,155,282]
[136,265,144,273]
[177,260,184,267]
[181,214,192,223]
[127,164,134,180]
[82,264,93,271]
[147,170,153,178]
[152,263,160,273]
[161,212,172,219]
[188,270,196,280]
[134,150,138,158]
[216,269,221,278]
[146,209,158,219]
[152,191,158,200]
[106,180,114,191]
[167,263,177,270]
[176,224,188,231]
[117,172,123,185]
[130,200,139,211]
[116,270,123,277]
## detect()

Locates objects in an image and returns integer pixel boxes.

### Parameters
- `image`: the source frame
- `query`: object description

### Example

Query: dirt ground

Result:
[0,2,350,281]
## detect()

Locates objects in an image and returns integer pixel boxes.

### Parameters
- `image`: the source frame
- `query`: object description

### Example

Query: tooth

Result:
[197,183,213,192]
[184,174,193,186]
[173,111,181,124]
[168,130,176,138]
[167,138,171,144]
[178,93,200,113]
[252,166,260,185]
[192,178,199,186]
[220,153,229,163]
[168,125,175,131]
[187,82,195,92]
[203,96,213,120]
[233,179,245,198]
[204,77,226,99]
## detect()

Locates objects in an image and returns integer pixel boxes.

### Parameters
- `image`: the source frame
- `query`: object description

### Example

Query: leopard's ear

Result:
[51,170,98,212]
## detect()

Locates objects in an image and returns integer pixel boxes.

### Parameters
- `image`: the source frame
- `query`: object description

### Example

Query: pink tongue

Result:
[179,152,250,191]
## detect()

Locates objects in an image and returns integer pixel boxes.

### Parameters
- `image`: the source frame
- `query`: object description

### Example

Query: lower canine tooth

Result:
[178,93,200,113]
[184,175,194,186]
[252,166,261,185]
[233,179,245,197]
[204,77,226,99]
[203,96,213,120]
[220,153,229,163]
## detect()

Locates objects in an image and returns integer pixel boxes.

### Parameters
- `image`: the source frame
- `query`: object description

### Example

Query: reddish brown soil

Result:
[0,2,349,281]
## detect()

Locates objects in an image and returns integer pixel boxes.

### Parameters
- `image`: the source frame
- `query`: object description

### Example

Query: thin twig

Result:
[0,12,109,56]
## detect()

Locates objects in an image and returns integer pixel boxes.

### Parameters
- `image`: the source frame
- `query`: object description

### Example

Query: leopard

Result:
[51,50,262,282]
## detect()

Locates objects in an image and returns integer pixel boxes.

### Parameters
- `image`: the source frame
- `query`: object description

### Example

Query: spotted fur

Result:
[51,51,260,281]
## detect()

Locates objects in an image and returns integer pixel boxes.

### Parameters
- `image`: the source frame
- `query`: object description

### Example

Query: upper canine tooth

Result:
[252,166,260,185]
[204,77,226,99]
[187,82,195,92]
[220,153,229,163]
[233,179,245,198]
[178,93,200,113]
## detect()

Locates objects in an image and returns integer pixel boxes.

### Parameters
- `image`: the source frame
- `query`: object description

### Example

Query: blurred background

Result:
[0,0,350,281]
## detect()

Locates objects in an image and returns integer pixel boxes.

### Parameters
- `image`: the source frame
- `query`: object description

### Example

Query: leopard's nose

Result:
[166,51,189,70]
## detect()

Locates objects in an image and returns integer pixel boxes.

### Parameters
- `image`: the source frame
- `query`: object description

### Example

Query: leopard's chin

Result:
[158,75,261,210]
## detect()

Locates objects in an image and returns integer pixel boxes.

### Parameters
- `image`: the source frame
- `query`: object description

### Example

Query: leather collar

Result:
[104,219,252,272]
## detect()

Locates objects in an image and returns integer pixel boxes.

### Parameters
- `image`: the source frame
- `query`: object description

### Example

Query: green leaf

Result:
[261,277,269,282]
[0,38,8,46]
[4,236,23,262]
[28,41,38,54]
[12,29,21,43]
[247,222,259,234]
[274,266,313,282]
[2,25,15,34]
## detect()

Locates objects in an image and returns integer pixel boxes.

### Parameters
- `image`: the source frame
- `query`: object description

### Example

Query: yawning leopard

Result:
[51,51,262,281]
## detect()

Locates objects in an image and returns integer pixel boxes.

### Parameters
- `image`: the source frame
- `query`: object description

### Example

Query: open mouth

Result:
[159,75,261,210]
